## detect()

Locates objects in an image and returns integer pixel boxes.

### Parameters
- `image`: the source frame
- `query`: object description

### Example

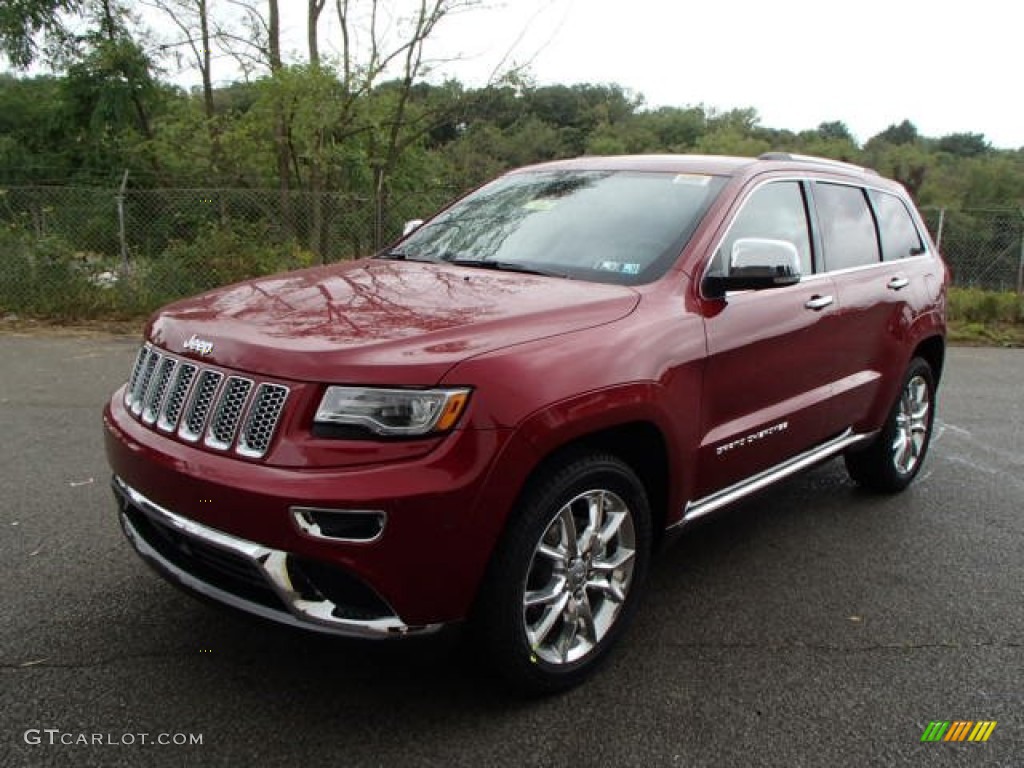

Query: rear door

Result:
[696,179,842,497]
[810,182,932,432]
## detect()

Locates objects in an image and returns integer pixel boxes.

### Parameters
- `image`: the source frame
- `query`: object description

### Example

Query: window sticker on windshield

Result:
[523,199,559,212]
[672,174,712,186]
[595,261,642,274]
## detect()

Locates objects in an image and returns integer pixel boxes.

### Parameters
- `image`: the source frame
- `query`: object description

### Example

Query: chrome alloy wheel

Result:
[892,374,931,475]
[522,489,636,665]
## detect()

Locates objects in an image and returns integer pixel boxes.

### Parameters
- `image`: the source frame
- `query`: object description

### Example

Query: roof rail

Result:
[758,152,878,176]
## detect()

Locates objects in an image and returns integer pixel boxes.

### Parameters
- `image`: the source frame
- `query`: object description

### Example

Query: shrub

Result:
[948,287,1024,325]
[139,221,316,306]
[0,225,113,318]
[0,220,317,319]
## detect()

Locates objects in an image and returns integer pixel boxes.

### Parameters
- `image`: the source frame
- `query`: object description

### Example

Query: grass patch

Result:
[948,321,1024,347]
[948,287,1024,324]
[948,287,1024,346]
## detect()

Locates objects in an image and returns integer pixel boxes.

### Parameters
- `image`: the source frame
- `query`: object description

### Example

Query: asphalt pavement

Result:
[1,333,1022,767]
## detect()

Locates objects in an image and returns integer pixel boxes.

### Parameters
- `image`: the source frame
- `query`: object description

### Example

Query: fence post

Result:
[1017,209,1024,295]
[117,170,130,268]
[935,207,945,252]
[373,164,385,251]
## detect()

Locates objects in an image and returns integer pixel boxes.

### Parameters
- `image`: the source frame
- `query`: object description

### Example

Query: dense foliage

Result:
[0,1,1022,320]
[2,71,1023,208]
[0,1,1021,210]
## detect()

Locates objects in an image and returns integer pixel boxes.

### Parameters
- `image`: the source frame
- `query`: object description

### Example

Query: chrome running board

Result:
[673,429,875,529]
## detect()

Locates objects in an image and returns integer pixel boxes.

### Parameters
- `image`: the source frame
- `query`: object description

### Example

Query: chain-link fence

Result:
[0,183,453,318]
[1,184,1021,320]
[921,207,1024,293]
[0,184,432,263]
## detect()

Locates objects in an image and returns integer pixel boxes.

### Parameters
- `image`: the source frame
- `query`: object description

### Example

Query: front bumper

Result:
[104,388,523,628]
[113,476,437,637]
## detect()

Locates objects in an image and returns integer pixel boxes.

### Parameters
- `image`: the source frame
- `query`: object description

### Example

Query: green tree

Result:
[0,0,82,68]
[865,142,933,200]
[60,1,163,171]
[0,74,77,181]
[936,132,991,158]
[815,120,855,143]
[867,119,919,147]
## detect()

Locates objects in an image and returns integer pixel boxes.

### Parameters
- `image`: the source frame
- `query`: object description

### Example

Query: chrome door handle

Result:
[804,295,834,311]
[888,276,910,290]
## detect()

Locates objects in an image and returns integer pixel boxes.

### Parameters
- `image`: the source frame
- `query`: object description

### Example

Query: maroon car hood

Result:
[147,260,640,384]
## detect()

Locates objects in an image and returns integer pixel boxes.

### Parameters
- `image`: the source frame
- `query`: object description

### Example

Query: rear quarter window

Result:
[868,189,926,261]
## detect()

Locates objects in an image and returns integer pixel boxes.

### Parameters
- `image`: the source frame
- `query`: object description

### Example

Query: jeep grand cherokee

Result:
[104,153,948,693]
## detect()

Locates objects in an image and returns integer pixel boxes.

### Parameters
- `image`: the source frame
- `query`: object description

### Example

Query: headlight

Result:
[314,386,471,437]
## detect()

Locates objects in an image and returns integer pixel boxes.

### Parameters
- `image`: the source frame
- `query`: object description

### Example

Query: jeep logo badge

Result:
[182,334,214,356]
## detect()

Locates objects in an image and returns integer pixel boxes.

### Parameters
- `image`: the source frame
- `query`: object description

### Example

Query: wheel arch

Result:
[913,334,946,384]
[527,421,671,543]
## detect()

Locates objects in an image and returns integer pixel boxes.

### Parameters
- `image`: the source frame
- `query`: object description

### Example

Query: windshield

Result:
[390,170,727,285]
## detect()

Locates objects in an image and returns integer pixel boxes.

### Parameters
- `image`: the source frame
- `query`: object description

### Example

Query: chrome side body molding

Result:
[674,429,875,529]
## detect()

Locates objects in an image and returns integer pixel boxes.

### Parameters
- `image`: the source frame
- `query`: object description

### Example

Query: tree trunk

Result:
[267,0,281,69]
[267,0,292,235]
[198,0,215,119]
[196,0,224,180]
[308,0,325,67]
[308,0,327,259]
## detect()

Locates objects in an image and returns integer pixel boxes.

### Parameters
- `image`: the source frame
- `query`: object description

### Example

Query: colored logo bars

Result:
[921,721,997,743]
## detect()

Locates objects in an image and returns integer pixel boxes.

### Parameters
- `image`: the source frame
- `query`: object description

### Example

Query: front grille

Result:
[122,343,289,459]
[238,384,290,458]
[180,370,224,442]
[205,377,253,449]
[129,348,160,415]
[142,357,177,424]
[125,347,147,408]
[157,363,197,433]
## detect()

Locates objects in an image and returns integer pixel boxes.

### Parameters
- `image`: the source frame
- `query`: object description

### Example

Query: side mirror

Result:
[402,219,424,236]
[704,238,802,298]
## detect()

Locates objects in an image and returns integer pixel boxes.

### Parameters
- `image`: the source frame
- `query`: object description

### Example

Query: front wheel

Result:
[475,453,651,695]
[845,357,936,493]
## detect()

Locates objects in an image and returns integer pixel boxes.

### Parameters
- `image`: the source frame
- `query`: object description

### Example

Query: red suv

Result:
[104,153,948,693]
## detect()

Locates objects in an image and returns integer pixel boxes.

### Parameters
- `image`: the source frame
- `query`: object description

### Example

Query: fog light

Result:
[291,507,386,542]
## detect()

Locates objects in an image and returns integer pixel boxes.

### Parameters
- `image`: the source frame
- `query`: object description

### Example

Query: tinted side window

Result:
[712,181,813,276]
[868,189,925,261]
[815,183,880,271]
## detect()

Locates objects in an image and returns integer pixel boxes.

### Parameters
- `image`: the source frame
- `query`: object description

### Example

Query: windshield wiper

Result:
[444,257,569,279]
[376,250,434,263]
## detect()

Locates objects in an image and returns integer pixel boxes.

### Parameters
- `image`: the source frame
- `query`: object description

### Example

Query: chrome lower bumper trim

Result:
[112,476,442,638]
[674,429,876,528]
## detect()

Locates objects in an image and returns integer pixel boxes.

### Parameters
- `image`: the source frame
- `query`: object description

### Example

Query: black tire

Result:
[474,452,652,695]
[844,357,936,493]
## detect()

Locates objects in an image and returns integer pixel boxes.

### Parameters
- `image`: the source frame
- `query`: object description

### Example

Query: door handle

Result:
[887,276,910,290]
[804,294,834,311]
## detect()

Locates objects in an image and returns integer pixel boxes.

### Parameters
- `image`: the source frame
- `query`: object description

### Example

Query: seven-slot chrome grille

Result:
[123,343,289,459]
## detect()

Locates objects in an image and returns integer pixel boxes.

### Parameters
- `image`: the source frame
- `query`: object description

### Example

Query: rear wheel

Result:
[475,453,651,695]
[845,357,936,492]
